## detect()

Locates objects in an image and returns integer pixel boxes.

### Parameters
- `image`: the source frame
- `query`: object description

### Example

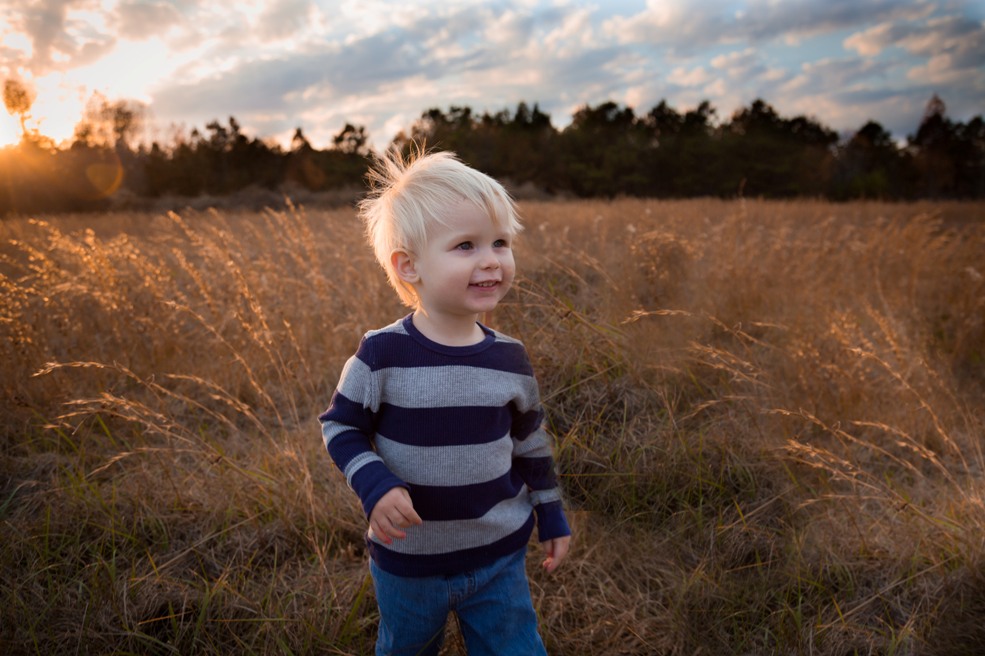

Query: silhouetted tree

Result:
[286,126,326,190]
[3,78,34,138]
[144,131,206,197]
[671,101,720,196]
[722,99,836,197]
[909,95,958,198]
[500,102,556,187]
[410,106,476,155]
[954,116,985,198]
[70,93,149,196]
[291,127,311,152]
[907,95,985,198]
[333,123,369,156]
[73,92,146,150]
[639,100,682,196]
[834,121,902,199]
[558,101,648,197]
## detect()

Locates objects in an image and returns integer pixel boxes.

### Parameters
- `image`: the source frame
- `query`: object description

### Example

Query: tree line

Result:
[1,87,983,216]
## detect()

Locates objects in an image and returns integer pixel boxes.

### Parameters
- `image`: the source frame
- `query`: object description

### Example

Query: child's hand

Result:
[369,487,422,545]
[541,535,571,574]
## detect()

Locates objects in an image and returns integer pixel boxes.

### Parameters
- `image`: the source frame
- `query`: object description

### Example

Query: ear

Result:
[391,249,420,284]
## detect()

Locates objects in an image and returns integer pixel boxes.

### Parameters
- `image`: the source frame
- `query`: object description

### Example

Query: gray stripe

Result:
[529,488,562,506]
[344,452,383,487]
[335,356,378,411]
[321,420,351,449]
[376,433,513,486]
[373,488,533,555]
[368,319,409,339]
[512,427,551,457]
[378,365,539,411]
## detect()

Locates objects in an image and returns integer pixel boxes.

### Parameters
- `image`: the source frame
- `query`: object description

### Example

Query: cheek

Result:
[503,254,517,280]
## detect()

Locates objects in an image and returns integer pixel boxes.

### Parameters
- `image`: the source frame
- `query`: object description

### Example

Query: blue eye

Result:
[456,242,474,251]
[494,239,510,248]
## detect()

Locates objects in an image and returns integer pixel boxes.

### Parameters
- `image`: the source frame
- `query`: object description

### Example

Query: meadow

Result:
[1,197,984,655]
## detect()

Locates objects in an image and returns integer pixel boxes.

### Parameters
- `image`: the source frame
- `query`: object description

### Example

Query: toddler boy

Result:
[319,148,571,655]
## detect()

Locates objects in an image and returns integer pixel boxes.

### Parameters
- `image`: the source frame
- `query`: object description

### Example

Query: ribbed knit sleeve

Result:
[318,334,407,518]
[508,356,571,543]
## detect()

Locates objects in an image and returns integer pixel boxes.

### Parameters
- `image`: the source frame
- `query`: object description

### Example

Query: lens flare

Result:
[78,149,124,200]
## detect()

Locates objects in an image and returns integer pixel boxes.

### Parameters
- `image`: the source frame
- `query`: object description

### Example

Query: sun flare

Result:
[0,112,20,147]
[0,102,81,148]
[1,74,87,148]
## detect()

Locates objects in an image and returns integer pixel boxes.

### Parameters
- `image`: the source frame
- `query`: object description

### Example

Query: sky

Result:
[1,0,983,151]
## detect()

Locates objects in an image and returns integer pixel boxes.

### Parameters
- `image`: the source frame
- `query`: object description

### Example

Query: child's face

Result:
[411,199,516,320]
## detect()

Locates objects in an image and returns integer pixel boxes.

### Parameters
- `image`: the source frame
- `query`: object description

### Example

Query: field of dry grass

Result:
[2,198,984,655]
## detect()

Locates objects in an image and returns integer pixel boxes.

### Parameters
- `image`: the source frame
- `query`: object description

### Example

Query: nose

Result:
[479,248,500,269]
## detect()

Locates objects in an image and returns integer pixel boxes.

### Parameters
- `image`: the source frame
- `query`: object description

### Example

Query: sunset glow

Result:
[0,112,18,147]
[0,92,87,148]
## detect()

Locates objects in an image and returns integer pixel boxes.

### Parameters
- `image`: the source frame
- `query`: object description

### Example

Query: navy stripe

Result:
[368,514,535,578]
[511,407,543,440]
[365,331,533,375]
[409,471,525,521]
[534,501,570,541]
[513,455,558,490]
[318,392,374,430]
[326,430,374,471]
[320,394,377,471]
[377,404,512,447]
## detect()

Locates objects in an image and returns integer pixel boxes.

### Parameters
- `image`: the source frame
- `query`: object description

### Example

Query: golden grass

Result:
[2,198,984,654]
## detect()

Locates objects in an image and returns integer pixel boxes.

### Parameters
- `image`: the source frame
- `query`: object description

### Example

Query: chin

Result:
[469,300,501,314]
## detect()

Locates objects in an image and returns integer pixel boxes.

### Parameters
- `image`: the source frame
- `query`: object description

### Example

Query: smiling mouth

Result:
[471,281,499,288]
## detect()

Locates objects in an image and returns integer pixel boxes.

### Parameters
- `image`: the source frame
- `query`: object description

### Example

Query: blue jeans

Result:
[369,548,547,656]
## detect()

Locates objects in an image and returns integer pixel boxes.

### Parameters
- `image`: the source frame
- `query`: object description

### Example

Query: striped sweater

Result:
[319,314,570,577]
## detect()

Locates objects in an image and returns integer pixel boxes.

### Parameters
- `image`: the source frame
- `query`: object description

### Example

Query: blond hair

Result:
[359,147,522,307]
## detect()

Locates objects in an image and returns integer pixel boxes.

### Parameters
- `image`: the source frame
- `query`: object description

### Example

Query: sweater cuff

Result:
[350,461,408,518]
[534,500,571,542]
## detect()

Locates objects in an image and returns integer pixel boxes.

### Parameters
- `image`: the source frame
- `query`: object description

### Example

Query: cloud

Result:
[793,57,889,89]
[736,0,933,42]
[542,6,600,56]
[255,0,317,41]
[150,14,487,140]
[908,53,971,85]
[847,12,985,61]
[1,0,118,74]
[667,65,711,87]
[845,12,985,93]
[603,0,734,52]
[16,0,74,72]
[603,0,933,55]
[843,22,902,56]
[771,54,938,140]
[711,48,764,76]
[114,1,184,40]
[703,47,798,110]
[484,7,538,45]
[898,14,984,55]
